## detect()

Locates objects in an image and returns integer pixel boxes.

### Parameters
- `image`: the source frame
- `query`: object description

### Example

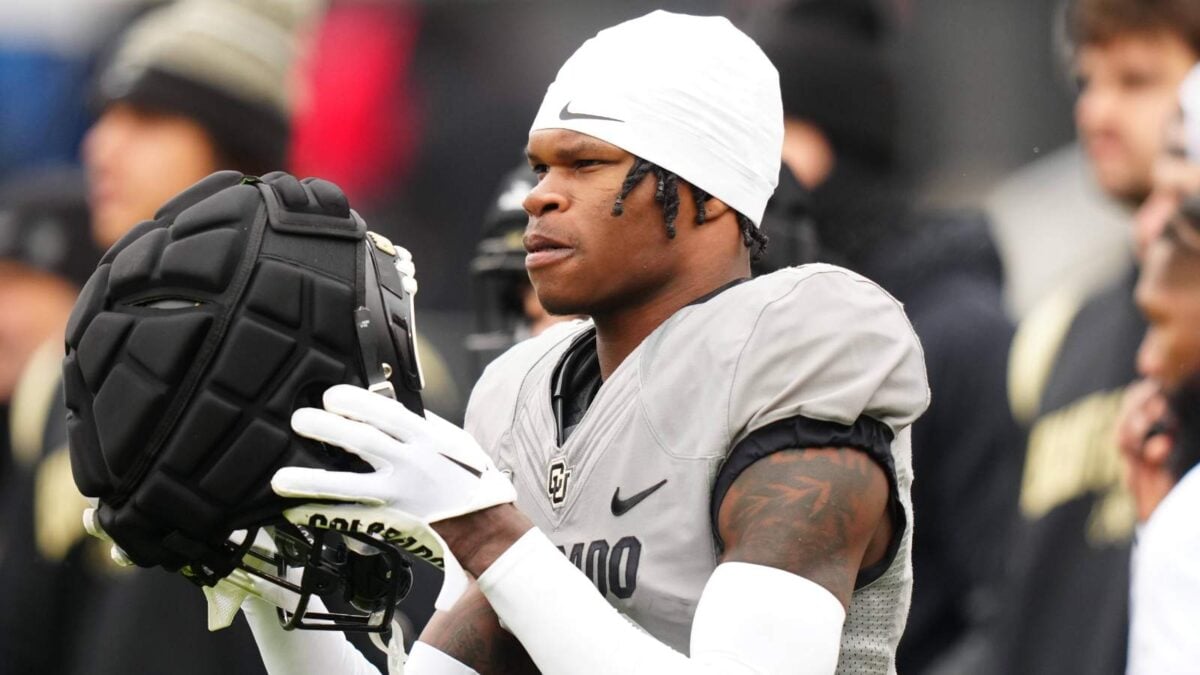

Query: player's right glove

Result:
[273,383,517,610]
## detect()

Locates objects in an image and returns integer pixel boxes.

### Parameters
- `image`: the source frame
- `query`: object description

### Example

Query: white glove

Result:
[277,384,515,522]
[274,384,516,608]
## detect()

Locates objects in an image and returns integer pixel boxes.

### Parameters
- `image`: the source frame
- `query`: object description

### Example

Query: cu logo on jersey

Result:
[547,457,572,507]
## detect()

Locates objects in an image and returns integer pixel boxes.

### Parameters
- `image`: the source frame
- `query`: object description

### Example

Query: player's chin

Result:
[1093,161,1150,202]
[529,279,591,318]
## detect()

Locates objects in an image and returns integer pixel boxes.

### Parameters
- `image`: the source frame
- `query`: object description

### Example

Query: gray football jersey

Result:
[465,265,929,674]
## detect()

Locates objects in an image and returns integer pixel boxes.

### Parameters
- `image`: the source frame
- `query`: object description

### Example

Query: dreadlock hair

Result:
[611,157,768,261]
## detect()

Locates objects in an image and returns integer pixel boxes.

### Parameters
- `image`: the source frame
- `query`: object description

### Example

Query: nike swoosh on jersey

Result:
[611,479,668,516]
[559,102,625,123]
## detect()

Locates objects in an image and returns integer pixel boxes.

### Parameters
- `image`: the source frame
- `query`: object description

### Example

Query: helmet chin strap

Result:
[358,227,424,410]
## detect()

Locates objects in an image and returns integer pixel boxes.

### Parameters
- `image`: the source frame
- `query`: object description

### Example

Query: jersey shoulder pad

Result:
[641,265,929,453]
[465,319,591,453]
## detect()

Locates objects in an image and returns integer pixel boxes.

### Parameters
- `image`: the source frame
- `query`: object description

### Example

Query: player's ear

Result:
[700,195,731,221]
[1143,433,1173,466]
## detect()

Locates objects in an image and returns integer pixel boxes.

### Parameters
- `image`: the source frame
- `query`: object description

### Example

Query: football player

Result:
[246,11,928,674]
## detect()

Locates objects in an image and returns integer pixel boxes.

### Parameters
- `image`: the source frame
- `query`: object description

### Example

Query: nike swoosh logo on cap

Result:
[559,102,625,123]
[611,479,667,517]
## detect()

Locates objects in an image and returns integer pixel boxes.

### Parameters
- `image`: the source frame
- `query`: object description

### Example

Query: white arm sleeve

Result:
[477,528,846,675]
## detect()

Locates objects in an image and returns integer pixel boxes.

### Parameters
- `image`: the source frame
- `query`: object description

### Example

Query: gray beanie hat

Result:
[95,0,321,173]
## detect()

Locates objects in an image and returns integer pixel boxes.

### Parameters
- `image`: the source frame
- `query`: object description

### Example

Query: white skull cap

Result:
[1181,63,1200,163]
[530,10,783,226]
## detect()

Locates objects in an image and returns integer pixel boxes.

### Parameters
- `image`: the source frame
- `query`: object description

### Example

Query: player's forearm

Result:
[416,507,540,674]
[416,585,539,675]
[433,503,534,576]
[472,527,845,675]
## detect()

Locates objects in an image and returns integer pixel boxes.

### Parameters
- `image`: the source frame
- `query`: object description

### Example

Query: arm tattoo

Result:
[418,582,540,675]
[717,447,890,607]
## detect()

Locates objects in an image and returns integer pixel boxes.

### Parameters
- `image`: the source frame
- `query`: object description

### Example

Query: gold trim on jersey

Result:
[35,445,91,562]
[9,338,65,468]
[32,445,136,573]
[1019,388,1135,545]
[1008,285,1086,426]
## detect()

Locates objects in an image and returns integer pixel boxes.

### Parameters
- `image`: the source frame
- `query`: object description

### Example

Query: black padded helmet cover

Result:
[63,171,422,578]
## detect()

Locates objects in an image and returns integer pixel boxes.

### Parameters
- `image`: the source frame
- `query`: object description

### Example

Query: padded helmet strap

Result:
[359,231,423,413]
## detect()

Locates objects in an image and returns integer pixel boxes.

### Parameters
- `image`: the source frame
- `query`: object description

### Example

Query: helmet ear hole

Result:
[134,297,206,309]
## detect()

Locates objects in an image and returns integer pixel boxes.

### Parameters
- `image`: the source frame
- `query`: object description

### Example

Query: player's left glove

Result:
[273,384,517,607]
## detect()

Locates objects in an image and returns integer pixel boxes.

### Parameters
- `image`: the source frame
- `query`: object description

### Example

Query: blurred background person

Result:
[0,168,97,494]
[1118,65,1200,505]
[1114,124,1200,568]
[1117,63,1200,673]
[83,0,297,249]
[0,0,141,497]
[1123,190,1200,675]
[985,42,1132,318]
[997,1,1200,673]
[987,142,1132,320]
[0,2,331,673]
[750,2,1023,672]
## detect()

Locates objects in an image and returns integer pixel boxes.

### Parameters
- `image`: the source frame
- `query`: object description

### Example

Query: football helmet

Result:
[465,163,536,372]
[63,170,423,636]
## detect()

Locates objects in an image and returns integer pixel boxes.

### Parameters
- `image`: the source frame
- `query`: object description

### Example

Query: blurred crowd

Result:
[1,0,1199,673]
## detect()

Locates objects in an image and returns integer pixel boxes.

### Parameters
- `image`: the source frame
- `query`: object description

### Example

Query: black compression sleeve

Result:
[710,414,903,588]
